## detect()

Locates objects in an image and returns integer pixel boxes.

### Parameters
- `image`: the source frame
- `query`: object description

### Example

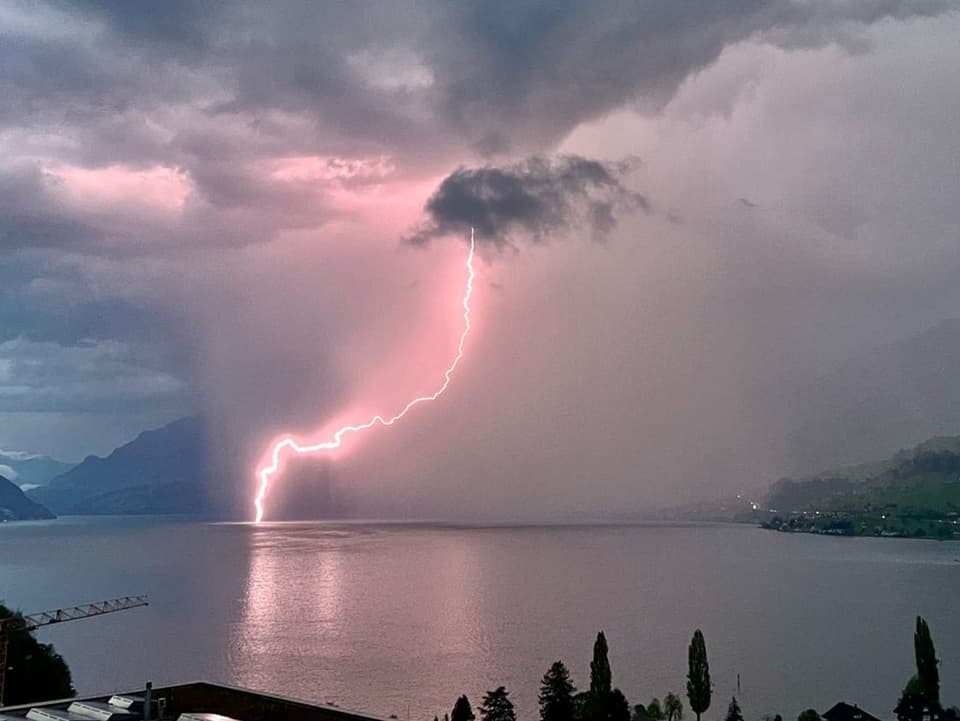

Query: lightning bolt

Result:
[253,228,477,523]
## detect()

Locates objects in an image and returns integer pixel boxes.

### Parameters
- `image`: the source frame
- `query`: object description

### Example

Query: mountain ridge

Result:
[0,452,74,489]
[29,416,211,515]
[0,475,55,520]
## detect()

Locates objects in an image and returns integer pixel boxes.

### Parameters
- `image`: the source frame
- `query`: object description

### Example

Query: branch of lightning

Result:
[253,228,477,523]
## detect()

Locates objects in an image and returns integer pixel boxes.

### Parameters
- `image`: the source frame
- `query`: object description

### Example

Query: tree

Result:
[903,676,924,696]
[575,691,593,721]
[914,616,941,708]
[0,604,75,706]
[725,698,744,721]
[609,689,632,721]
[591,632,613,696]
[664,693,684,721]
[896,689,925,721]
[579,632,630,721]
[686,630,711,721]
[647,699,664,720]
[481,687,516,721]
[452,696,476,721]
[540,661,577,721]
[900,617,943,721]
[581,690,630,721]
[798,710,821,721]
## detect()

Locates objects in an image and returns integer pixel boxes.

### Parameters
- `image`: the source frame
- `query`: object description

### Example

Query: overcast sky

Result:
[2,2,959,517]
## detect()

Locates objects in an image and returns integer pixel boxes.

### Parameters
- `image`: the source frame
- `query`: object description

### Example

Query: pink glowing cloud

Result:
[49,164,192,212]
[269,155,395,183]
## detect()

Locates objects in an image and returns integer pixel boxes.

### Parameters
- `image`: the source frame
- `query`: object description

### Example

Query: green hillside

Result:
[765,436,960,539]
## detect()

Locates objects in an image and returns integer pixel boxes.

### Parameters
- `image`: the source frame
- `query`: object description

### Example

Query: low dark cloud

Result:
[409,155,647,247]
[0,336,187,414]
[433,0,953,152]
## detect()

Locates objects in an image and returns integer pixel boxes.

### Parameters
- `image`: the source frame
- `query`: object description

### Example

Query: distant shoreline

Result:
[759,520,960,541]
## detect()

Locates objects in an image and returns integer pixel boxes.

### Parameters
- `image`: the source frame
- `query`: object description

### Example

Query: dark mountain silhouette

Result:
[29,416,210,515]
[0,475,55,520]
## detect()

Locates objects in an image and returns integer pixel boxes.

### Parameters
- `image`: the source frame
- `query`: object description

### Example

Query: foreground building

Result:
[824,702,884,721]
[0,682,387,721]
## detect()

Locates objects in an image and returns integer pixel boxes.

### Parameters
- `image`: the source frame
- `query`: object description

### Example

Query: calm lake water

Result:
[0,518,957,720]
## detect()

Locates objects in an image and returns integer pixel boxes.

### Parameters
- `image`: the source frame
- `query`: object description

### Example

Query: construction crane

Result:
[0,595,148,706]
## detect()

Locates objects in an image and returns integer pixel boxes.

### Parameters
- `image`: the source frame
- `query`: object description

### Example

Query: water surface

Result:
[1,518,957,720]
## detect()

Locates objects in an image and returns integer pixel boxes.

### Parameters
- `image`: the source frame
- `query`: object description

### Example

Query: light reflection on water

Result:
[1,518,958,721]
[234,524,347,696]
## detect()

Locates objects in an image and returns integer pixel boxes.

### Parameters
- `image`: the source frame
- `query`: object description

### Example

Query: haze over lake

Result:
[1,518,957,720]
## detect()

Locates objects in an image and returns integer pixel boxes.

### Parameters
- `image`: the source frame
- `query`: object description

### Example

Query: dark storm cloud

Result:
[0,336,187,414]
[431,0,953,151]
[1,0,956,494]
[0,2,948,257]
[408,156,648,247]
[2,1,951,178]
[0,164,94,251]
[74,0,218,51]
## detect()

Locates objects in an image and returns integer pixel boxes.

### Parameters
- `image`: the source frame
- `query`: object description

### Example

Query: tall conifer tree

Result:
[686,630,711,721]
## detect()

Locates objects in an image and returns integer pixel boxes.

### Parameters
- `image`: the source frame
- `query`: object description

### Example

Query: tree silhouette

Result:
[580,633,630,721]
[452,696,476,721]
[725,697,743,721]
[0,604,74,705]
[608,689,632,721]
[647,699,664,720]
[895,685,925,721]
[591,632,613,696]
[915,617,940,708]
[798,710,821,721]
[540,661,577,721]
[480,687,516,721]
[664,693,684,721]
[900,617,943,721]
[686,630,711,721]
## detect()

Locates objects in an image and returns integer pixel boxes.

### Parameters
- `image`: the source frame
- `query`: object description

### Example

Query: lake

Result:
[1,518,957,721]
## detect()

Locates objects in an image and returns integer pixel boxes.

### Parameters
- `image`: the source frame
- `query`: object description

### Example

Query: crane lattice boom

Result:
[14,595,149,631]
[0,595,148,707]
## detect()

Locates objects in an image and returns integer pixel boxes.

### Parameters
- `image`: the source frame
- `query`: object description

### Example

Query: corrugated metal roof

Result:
[105,699,142,712]
[67,702,137,721]
[25,709,90,721]
[177,714,244,721]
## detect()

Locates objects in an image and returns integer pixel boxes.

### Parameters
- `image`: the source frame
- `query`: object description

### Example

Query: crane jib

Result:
[0,595,148,707]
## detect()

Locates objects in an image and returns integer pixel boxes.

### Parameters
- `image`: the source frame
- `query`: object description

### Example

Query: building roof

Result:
[1,682,388,721]
[823,702,883,721]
